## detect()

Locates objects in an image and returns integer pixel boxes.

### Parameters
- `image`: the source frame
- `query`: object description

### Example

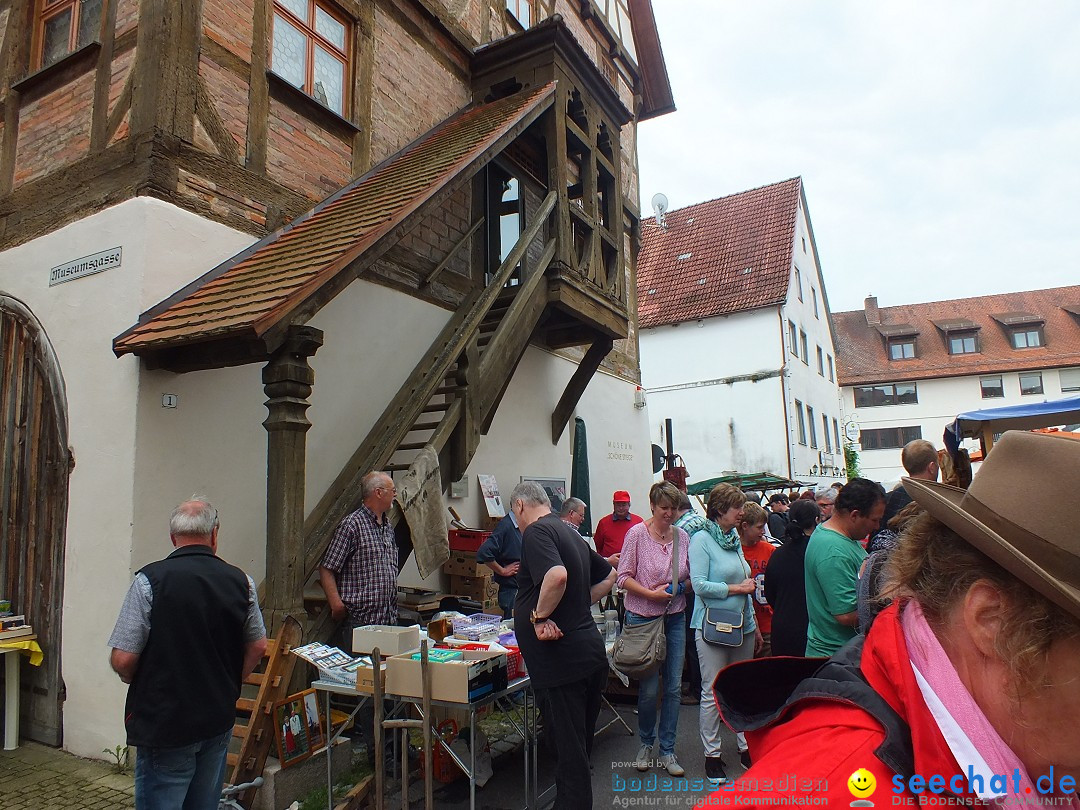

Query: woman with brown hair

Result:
[616,481,691,777]
[688,483,758,784]
[711,431,1080,806]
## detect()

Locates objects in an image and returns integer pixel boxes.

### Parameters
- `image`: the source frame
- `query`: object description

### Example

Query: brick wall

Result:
[203,0,255,62]
[107,48,135,145]
[369,4,471,165]
[266,98,352,200]
[199,53,248,153]
[115,0,139,36]
[14,71,95,188]
[397,185,473,280]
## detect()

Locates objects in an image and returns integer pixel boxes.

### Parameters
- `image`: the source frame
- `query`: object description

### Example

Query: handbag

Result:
[702,607,744,647]
[611,525,681,678]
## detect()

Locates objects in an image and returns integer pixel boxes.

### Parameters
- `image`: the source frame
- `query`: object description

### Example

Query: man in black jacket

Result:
[109,498,267,809]
[765,494,789,542]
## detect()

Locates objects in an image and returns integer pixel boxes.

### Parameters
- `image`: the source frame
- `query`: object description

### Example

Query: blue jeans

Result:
[135,729,231,810]
[626,610,686,755]
[498,585,517,619]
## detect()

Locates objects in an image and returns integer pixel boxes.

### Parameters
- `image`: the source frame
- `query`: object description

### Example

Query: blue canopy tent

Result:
[943,394,1080,455]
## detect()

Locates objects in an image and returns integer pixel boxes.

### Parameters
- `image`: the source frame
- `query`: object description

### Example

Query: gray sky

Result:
[637,1,1080,314]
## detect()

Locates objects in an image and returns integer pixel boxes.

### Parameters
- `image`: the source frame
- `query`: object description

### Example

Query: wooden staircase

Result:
[299,192,558,634]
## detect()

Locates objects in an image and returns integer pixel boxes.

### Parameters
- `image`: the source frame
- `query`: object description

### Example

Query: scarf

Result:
[901,600,1079,807]
[701,518,741,552]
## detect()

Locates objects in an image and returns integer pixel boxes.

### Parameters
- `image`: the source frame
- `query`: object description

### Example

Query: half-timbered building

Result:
[0,0,673,756]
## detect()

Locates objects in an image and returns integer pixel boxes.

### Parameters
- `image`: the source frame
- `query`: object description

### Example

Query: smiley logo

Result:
[848,768,877,799]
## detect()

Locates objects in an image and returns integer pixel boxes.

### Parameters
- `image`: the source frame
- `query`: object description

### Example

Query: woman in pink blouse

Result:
[617,481,692,777]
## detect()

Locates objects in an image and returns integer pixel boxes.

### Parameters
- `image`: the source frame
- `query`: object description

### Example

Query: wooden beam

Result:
[195,75,241,163]
[551,337,612,444]
[247,0,271,172]
[262,326,323,637]
[89,0,120,151]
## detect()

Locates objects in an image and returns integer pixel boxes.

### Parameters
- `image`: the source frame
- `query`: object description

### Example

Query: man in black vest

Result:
[109,498,268,809]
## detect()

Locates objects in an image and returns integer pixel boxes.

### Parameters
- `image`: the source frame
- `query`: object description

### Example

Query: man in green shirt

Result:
[804,478,886,656]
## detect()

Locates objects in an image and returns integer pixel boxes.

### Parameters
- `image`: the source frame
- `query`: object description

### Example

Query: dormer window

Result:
[888,337,915,360]
[933,318,981,355]
[877,323,919,360]
[948,332,979,355]
[1010,327,1043,349]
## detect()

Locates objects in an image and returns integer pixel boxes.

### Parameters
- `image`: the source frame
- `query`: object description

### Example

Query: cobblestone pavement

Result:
[0,742,134,809]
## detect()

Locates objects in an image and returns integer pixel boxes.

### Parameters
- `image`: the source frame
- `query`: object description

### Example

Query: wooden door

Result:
[0,293,70,746]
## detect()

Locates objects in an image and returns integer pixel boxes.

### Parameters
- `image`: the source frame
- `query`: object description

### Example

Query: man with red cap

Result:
[592,490,643,566]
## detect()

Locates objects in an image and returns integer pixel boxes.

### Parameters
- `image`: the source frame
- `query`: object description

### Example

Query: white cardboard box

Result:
[351,624,420,656]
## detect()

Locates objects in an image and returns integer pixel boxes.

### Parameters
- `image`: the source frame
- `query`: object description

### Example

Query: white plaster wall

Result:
[845,367,1080,484]
[432,346,653,550]
[0,198,256,758]
[305,280,453,509]
[639,308,782,390]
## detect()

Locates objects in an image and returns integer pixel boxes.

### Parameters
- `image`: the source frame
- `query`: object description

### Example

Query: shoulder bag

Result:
[612,526,680,678]
[702,543,748,647]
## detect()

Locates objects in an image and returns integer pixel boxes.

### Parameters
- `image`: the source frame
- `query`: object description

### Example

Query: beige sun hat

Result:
[902,430,1080,622]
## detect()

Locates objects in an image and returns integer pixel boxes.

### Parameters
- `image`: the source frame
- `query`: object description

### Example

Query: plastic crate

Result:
[449,529,491,552]
[451,612,502,641]
[506,648,526,680]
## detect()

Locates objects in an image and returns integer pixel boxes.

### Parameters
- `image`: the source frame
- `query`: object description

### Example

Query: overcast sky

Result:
[636,1,1080,314]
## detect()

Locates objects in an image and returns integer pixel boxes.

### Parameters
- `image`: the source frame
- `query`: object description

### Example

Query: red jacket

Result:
[705,603,980,807]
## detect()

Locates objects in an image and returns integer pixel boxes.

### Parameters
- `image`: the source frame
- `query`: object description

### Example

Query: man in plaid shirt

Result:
[320,470,399,644]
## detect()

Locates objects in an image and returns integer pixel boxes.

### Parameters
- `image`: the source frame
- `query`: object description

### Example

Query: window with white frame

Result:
[823,414,832,452]
[807,405,818,448]
[795,400,807,445]
[789,320,798,357]
[800,330,808,365]
[1061,368,1080,392]
[816,346,824,376]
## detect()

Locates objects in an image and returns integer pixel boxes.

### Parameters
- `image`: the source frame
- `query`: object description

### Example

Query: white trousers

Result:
[696,629,755,757]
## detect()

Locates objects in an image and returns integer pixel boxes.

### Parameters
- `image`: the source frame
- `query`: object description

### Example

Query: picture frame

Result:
[521,476,567,513]
[274,694,313,768]
[300,688,326,752]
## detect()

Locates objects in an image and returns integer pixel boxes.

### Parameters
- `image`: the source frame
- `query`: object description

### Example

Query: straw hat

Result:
[903,430,1080,621]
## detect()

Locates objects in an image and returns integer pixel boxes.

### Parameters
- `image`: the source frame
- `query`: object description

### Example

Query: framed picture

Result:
[521,476,567,513]
[274,694,313,768]
[300,688,326,751]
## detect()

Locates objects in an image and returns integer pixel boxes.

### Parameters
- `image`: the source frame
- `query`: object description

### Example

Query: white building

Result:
[834,287,1080,484]
[637,178,845,489]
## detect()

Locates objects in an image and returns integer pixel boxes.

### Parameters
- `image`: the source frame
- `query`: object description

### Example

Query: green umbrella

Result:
[570,417,593,536]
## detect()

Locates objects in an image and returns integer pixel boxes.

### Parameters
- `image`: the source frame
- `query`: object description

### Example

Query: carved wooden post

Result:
[262,326,323,637]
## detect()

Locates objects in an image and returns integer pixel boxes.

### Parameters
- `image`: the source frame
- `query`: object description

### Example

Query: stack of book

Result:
[0,614,32,641]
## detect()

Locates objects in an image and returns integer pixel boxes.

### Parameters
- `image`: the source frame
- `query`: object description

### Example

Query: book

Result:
[0,625,33,641]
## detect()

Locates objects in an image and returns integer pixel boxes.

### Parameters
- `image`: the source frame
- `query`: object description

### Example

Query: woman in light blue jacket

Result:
[689,483,759,785]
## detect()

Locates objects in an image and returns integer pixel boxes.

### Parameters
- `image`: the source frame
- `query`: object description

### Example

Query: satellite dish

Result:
[651,192,669,217]
[650,192,669,229]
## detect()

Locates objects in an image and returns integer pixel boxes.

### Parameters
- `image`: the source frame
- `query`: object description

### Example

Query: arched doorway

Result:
[1,293,70,746]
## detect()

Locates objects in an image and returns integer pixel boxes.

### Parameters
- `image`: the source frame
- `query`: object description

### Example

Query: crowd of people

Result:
[106,432,1080,810]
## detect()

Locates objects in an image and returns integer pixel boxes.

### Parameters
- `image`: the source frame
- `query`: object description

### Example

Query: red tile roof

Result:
[114,84,555,359]
[834,286,1080,387]
[636,178,802,329]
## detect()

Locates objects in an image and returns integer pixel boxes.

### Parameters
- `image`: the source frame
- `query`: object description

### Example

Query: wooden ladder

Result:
[227,615,304,809]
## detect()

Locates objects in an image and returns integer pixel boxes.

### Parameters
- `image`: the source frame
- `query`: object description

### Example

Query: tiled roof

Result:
[834,286,1080,387]
[114,84,555,358]
[636,178,802,329]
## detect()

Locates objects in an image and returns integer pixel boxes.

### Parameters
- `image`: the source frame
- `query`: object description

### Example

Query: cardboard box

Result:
[442,552,489,578]
[385,649,508,703]
[450,574,497,600]
[351,624,420,656]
